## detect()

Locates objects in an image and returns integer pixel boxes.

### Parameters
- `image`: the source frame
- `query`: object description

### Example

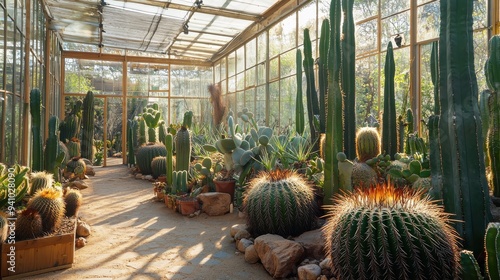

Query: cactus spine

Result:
[355,127,381,162]
[81,91,95,161]
[318,19,329,134]
[479,89,490,168]
[303,28,320,150]
[15,209,44,241]
[175,126,191,171]
[30,88,43,171]
[432,0,491,255]
[30,171,54,196]
[27,188,65,233]
[165,133,174,187]
[485,35,500,197]
[459,250,483,280]
[382,42,397,160]
[64,189,82,217]
[295,49,305,136]
[244,169,316,237]
[486,223,500,279]
[323,185,460,279]
[341,0,356,160]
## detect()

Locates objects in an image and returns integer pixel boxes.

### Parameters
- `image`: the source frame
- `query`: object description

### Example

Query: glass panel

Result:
[356,55,380,128]
[354,0,378,20]
[270,57,279,81]
[228,52,236,77]
[227,93,236,113]
[0,8,3,90]
[419,43,434,123]
[474,29,488,92]
[255,85,266,125]
[473,0,488,30]
[237,72,245,91]
[170,65,212,98]
[381,0,410,18]
[257,32,267,64]
[269,12,297,58]
[279,76,296,131]
[280,49,296,78]
[257,63,266,85]
[228,76,236,93]
[5,16,14,93]
[214,62,221,83]
[417,2,439,42]
[268,81,280,128]
[99,61,123,95]
[236,46,245,74]
[356,18,378,54]
[381,47,410,117]
[106,98,123,161]
[298,2,317,44]
[220,57,227,80]
[318,0,330,20]
[381,11,410,51]
[127,62,149,97]
[149,65,169,91]
[417,0,435,5]
[246,66,256,87]
[244,89,255,119]
[246,39,256,68]
[4,95,12,164]
[170,98,191,125]
[236,91,245,118]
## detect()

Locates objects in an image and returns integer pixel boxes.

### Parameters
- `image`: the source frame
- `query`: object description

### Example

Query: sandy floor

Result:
[27,159,273,280]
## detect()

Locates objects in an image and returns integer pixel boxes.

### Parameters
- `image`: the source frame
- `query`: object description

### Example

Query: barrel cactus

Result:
[244,169,317,237]
[15,208,44,241]
[64,189,82,217]
[151,156,167,179]
[29,171,54,196]
[27,188,65,233]
[323,184,459,279]
[355,127,381,162]
[351,162,378,189]
[66,139,81,158]
[136,143,167,175]
[66,157,87,179]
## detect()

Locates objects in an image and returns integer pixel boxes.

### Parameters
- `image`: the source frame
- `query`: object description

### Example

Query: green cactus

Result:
[341,0,356,160]
[165,133,174,187]
[295,49,305,136]
[27,187,65,233]
[351,162,378,189]
[66,139,81,158]
[355,127,381,162]
[323,185,460,279]
[244,169,317,237]
[459,250,483,280]
[431,41,439,115]
[30,171,54,196]
[64,189,82,217]
[44,116,65,182]
[431,0,492,255]
[158,121,167,145]
[382,42,397,160]
[127,118,138,166]
[136,143,167,175]
[404,108,414,154]
[479,89,490,168]
[0,213,7,243]
[172,170,188,194]
[30,88,43,172]
[81,91,95,161]
[318,19,329,134]
[138,116,147,146]
[151,156,167,179]
[303,28,320,151]
[486,223,500,279]
[183,111,193,129]
[0,164,30,208]
[175,126,191,171]
[65,157,87,179]
[485,35,500,198]
[14,209,44,241]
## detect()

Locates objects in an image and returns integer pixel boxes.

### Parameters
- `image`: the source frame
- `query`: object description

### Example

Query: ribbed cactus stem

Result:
[151,156,167,179]
[183,111,193,129]
[30,88,43,171]
[355,127,381,162]
[127,119,136,166]
[30,171,54,196]
[459,250,483,280]
[44,116,64,182]
[165,133,174,187]
[138,117,147,146]
[341,0,356,160]
[136,143,167,175]
[404,108,414,154]
[81,91,95,161]
[431,41,439,115]
[15,209,44,241]
[479,90,490,168]
[64,189,82,217]
[436,0,491,255]
[27,188,65,233]
[303,28,320,151]
[382,42,397,160]
[295,49,305,136]
[486,223,500,279]
[175,126,191,171]
[318,19,329,134]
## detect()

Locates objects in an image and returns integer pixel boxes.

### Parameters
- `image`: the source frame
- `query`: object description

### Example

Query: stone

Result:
[254,234,305,278]
[144,175,154,181]
[294,229,325,260]
[135,174,143,179]
[318,275,328,280]
[230,224,247,238]
[77,220,91,237]
[319,258,331,270]
[85,165,95,176]
[237,238,253,253]
[244,245,260,264]
[64,180,89,190]
[197,192,231,216]
[234,229,251,241]
[76,237,87,248]
[297,264,321,280]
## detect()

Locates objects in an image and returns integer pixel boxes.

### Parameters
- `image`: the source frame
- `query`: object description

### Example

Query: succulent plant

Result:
[136,143,167,175]
[323,184,460,279]
[81,91,95,161]
[27,187,65,233]
[15,208,44,241]
[175,126,191,172]
[355,127,381,162]
[65,157,87,179]
[486,223,500,279]
[244,169,317,237]
[459,250,483,280]
[30,171,54,196]
[350,162,378,189]
[151,156,167,179]
[64,188,82,217]
[66,139,81,158]
[0,213,7,242]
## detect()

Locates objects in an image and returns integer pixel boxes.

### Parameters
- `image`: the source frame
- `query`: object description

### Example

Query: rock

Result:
[234,229,251,241]
[294,229,325,260]
[85,165,95,176]
[135,174,143,179]
[76,237,87,248]
[144,175,154,181]
[230,224,247,237]
[82,158,93,166]
[245,245,260,264]
[63,180,89,190]
[254,234,305,278]
[318,275,328,280]
[319,258,331,270]
[297,264,321,280]
[237,238,253,253]
[197,192,231,216]
[76,220,91,237]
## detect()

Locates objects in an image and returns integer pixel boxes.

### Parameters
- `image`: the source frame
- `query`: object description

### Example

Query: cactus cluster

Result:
[27,188,65,233]
[59,100,82,143]
[244,169,317,237]
[171,170,188,194]
[323,184,460,279]
[136,143,167,175]
[142,104,162,143]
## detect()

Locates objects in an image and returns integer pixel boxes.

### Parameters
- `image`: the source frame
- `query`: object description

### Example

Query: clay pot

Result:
[214,179,236,202]
[177,197,199,215]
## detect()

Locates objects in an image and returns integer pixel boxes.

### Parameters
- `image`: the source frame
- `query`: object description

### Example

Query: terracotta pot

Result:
[214,179,236,202]
[165,195,176,210]
[177,198,199,215]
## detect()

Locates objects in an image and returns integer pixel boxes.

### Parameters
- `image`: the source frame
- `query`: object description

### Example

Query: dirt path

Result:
[28,161,272,280]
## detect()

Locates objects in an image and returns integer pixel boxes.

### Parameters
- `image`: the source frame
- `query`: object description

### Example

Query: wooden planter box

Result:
[0,220,76,279]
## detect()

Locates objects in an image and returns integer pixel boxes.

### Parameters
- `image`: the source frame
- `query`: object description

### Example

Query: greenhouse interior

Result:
[1,0,500,279]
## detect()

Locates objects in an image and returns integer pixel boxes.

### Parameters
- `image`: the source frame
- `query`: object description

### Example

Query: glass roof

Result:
[45,0,290,62]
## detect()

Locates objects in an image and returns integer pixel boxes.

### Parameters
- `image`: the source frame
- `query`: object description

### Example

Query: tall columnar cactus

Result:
[143,104,162,143]
[151,156,167,179]
[165,133,174,187]
[183,111,193,129]
[15,209,44,241]
[175,126,191,171]
[318,19,329,134]
[432,0,491,255]
[486,223,500,279]
[138,116,147,146]
[355,127,381,162]
[30,88,43,172]
[459,250,483,280]
[27,187,65,233]
[431,41,439,115]
[479,89,490,168]
[382,42,397,160]
[44,116,65,182]
[64,189,82,217]
[323,185,460,279]
[29,171,54,196]
[340,0,356,160]
[66,139,81,158]
[244,169,317,237]
[127,118,138,166]
[295,49,305,136]
[324,0,344,203]
[136,143,167,175]
[485,35,500,197]
[81,91,95,161]
[303,28,320,151]
[404,108,414,154]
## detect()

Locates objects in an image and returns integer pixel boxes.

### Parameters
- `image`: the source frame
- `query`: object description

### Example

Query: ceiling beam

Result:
[210,0,312,62]
[124,0,261,22]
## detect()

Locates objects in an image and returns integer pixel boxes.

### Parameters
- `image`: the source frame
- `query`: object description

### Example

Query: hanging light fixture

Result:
[183,23,189,34]
[195,0,203,9]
